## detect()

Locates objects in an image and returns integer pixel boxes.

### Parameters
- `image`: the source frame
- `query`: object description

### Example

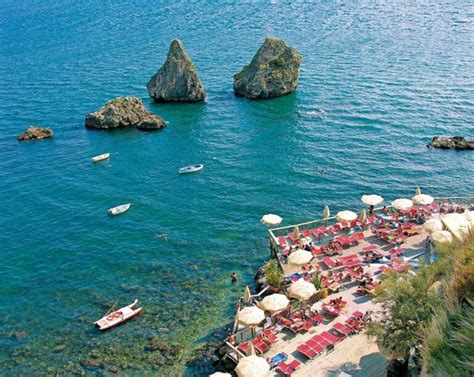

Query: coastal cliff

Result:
[147,39,206,102]
[85,97,166,131]
[233,37,301,99]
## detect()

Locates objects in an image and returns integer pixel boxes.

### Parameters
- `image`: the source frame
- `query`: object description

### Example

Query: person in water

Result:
[231,272,238,284]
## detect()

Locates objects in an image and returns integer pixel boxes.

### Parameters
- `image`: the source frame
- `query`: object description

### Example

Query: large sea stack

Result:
[233,37,301,99]
[147,39,206,102]
[17,126,54,141]
[427,136,474,150]
[85,97,166,131]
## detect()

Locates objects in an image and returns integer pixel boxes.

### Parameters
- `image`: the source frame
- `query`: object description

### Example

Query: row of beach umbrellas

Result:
[261,188,435,226]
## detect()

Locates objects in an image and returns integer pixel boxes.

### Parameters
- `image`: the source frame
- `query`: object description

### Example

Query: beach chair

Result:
[339,254,358,262]
[322,257,336,269]
[321,331,342,344]
[288,232,299,243]
[262,329,278,344]
[389,247,404,256]
[300,320,313,332]
[306,339,324,353]
[311,228,322,238]
[296,344,318,359]
[302,229,311,238]
[319,226,330,236]
[329,223,341,234]
[310,312,323,325]
[342,259,362,268]
[276,360,301,376]
[332,323,353,337]
[277,317,301,333]
[312,245,323,255]
[251,337,269,353]
[311,334,331,349]
[278,236,287,247]
[238,342,250,354]
[353,232,364,241]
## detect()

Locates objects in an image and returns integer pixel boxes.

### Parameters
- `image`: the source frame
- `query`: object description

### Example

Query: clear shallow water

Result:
[1,1,473,375]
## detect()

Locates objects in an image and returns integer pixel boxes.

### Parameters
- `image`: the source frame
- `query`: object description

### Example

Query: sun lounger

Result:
[353,232,364,241]
[311,228,322,238]
[276,360,301,376]
[319,226,330,235]
[310,313,323,324]
[238,342,250,354]
[322,257,336,269]
[329,224,341,234]
[321,331,342,343]
[297,344,318,359]
[262,329,278,344]
[278,236,287,247]
[339,254,358,261]
[301,320,314,331]
[312,245,323,255]
[332,323,353,336]
[288,232,299,243]
[342,259,362,268]
[277,317,299,333]
[311,334,331,349]
[322,303,340,316]
[335,236,351,247]
[306,339,324,353]
[352,311,364,318]
[389,247,404,256]
[302,229,311,238]
[362,244,378,252]
[252,337,269,353]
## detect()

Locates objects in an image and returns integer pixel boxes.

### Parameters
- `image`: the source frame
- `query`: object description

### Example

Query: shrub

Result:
[264,260,284,288]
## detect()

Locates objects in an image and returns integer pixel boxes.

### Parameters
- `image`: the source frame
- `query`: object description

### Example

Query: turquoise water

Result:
[1,1,473,375]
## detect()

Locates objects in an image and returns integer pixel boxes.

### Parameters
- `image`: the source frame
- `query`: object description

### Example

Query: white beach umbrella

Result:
[260,214,282,226]
[336,210,358,222]
[431,230,453,244]
[235,354,270,377]
[323,205,330,219]
[423,219,444,234]
[288,279,317,301]
[209,373,232,377]
[236,306,265,327]
[259,294,289,313]
[392,198,413,211]
[361,194,384,206]
[288,249,313,265]
[412,194,434,205]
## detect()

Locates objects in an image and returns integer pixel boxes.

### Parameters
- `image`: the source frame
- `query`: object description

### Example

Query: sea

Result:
[0,1,473,376]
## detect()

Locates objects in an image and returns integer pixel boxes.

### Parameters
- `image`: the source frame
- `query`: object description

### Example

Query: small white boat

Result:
[94,299,142,331]
[108,203,131,216]
[91,153,110,163]
[178,164,204,174]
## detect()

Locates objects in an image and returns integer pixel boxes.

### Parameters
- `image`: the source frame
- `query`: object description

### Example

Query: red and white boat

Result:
[94,299,142,331]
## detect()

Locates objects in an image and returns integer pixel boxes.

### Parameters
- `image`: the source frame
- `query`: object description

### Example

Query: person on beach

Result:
[368,205,375,217]
[231,272,237,284]
[425,235,432,251]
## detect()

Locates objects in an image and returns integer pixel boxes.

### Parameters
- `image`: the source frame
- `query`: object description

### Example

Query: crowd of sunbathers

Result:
[357,277,381,295]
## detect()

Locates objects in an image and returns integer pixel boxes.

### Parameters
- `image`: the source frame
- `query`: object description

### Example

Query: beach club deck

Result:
[221,196,473,377]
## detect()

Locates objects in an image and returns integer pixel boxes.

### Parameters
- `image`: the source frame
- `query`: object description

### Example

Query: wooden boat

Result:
[91,153,110,163]
[94,299,142,331]
[108,203,131,216]
[178,164,204,174]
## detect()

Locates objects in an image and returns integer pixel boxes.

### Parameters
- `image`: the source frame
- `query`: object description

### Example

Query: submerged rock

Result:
[52,344,66,353]
[85,97,166,131]
[147,39,206,102]
[234,37,301,99]
[427,136,474,150]
[17,127,54,141]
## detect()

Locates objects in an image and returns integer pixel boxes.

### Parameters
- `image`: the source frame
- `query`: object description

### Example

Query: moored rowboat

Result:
[178,164,204,174]
[108,203,131,216]
[94,299,142,331]
[91,153,110,163]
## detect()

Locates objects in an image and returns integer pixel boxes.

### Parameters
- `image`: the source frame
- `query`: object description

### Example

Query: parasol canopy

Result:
[361,194,384,206]
[237,306,265,327]
[260,214,282,226]
[412,194,434,205]
[336,210,358,222]
[431,230,453,244]
[415,187,422,196]
[288,249,313,265]
[288,279,317,301]
[423,219,444,234]
[259,294,289,313]
[243,286,251,303]
[235,354,270,377]
[359,209,367,223]
[392,198,413,211]
[209,373,232,377]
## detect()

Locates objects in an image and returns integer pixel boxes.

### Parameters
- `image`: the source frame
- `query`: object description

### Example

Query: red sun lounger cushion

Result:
[332,323,352,336]
[297,344,317,359]
[311,334,331,348]
[278,236,287,246]
[322,257,336,268]
[306,339,324,353]
[321,331,342,343]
